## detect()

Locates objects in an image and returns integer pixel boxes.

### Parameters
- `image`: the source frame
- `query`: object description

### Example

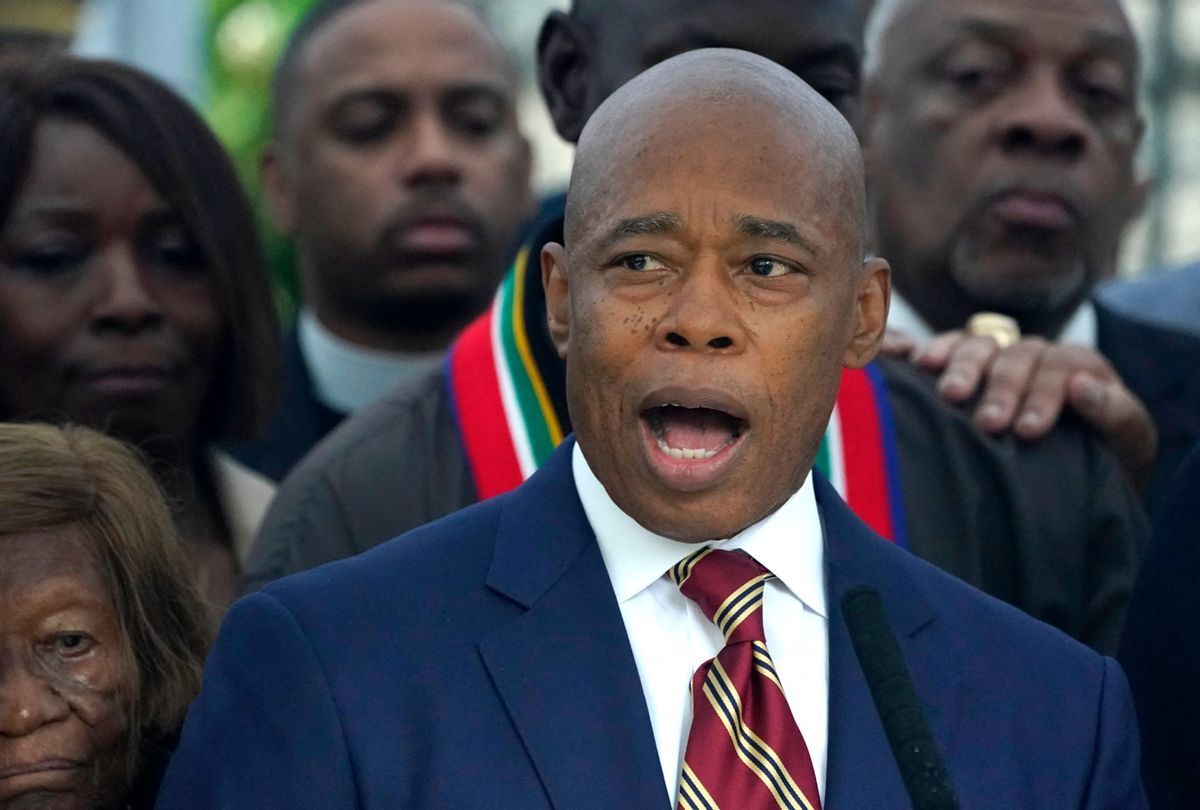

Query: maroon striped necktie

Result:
[669,547,822,810]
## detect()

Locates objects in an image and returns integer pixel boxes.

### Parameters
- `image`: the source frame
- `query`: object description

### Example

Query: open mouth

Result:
[642,404,748,460]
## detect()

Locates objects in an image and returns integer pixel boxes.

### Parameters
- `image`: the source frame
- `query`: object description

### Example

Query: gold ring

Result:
[966,312,1021,349]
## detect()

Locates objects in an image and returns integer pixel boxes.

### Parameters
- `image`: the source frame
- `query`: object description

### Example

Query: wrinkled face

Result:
[544,106,887,541]
[272,0,533,337]
[0,525,133,810]
[0,119,222,445]
[582,0,865,129]
[866,0,1142,317]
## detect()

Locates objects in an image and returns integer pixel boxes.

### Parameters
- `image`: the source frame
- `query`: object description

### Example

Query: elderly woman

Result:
[0,57,279,607]
[0,422,211,809]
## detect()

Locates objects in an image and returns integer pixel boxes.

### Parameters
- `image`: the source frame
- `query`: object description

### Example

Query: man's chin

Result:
[952,255,1089,317]
[361,287,493,335]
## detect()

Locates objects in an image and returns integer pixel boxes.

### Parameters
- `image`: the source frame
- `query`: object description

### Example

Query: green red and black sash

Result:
[447,246,909,547]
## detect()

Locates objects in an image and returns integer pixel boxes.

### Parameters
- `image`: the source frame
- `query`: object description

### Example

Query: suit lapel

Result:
[479,442,670,810]
[816,475,962,808]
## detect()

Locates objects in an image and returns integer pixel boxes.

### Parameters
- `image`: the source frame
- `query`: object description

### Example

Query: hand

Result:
[912,331,1158,490]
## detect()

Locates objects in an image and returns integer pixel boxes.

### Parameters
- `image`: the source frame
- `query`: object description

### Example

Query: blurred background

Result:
[2,0,1197,300]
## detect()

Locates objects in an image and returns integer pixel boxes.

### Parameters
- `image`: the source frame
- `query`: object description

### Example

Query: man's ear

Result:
[260,141,296,235]
[542,242,571,359]
[536,11,594,143]
[844,257,891,369]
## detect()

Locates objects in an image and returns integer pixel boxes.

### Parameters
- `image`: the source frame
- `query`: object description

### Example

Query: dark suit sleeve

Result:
[155,592,358,809]
[1081,658,1149,808]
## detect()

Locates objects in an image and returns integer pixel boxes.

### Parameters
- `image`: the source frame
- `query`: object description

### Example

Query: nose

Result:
[655,261,745,353]
[998,68,1088,161]
[399,111,464,188]
[0,659,69,737]
[89,244,164,335]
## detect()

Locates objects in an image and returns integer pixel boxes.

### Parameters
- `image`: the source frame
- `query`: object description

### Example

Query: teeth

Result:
[654,435,721,460]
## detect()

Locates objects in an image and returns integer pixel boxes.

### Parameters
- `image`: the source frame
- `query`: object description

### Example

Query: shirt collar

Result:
[887,291,1097,348]
[297,309,443,414]
[572,443,827,618]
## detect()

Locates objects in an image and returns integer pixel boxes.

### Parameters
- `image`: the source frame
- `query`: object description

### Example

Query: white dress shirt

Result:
[887,291,1098,347]
[297,309,443,415]
[572,444,829,805]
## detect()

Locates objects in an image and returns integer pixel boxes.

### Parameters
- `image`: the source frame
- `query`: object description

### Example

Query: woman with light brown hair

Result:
[0,422,211,810]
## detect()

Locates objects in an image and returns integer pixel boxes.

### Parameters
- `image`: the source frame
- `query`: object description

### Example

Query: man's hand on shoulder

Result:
[883,327,1157,490]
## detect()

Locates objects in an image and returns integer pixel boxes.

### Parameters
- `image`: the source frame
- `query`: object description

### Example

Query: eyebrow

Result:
[601,212,683,248]
[951,18,1136,64]
[733,214,818,254]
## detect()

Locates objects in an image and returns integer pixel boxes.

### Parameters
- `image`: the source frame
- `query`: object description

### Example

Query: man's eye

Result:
[946,65,1005,95]
[799,68,858,112]
[621,254,666,272]
[449,100,504,139]
[747,257,793,277]
[1074,68,1132,116]
[329,99,401,144]
[937,45,1013,97]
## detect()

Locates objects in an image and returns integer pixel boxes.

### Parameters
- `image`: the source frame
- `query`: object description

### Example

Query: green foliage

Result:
[204,0,316,317]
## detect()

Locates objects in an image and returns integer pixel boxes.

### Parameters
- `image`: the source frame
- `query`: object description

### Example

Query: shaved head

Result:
[566,49,868,260]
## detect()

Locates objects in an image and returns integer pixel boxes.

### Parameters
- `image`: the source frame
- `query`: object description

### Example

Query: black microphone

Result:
[841,586,960,810]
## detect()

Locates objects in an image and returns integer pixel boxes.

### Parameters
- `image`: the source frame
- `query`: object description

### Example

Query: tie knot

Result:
[669,548,774,644]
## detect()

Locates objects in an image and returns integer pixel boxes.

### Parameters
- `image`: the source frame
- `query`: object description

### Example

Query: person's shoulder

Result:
[257,488,512,634]
[1097,262,1200,340]
[286,364,452,483]
[1096,285,1200,364]
[258,362,462,540]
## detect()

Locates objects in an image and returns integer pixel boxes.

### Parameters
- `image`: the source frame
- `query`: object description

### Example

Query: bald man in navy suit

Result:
[159,50,1145,809]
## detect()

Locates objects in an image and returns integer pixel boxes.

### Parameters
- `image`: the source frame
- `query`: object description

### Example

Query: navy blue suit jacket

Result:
[159,441,1145,808]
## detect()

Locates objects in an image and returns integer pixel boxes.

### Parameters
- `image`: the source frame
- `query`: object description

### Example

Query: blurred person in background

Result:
[862,0,1200,512]
[0,422,211,810]
[247,0,1147,655]
[0,56,280,608]
[227,0,534,482]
